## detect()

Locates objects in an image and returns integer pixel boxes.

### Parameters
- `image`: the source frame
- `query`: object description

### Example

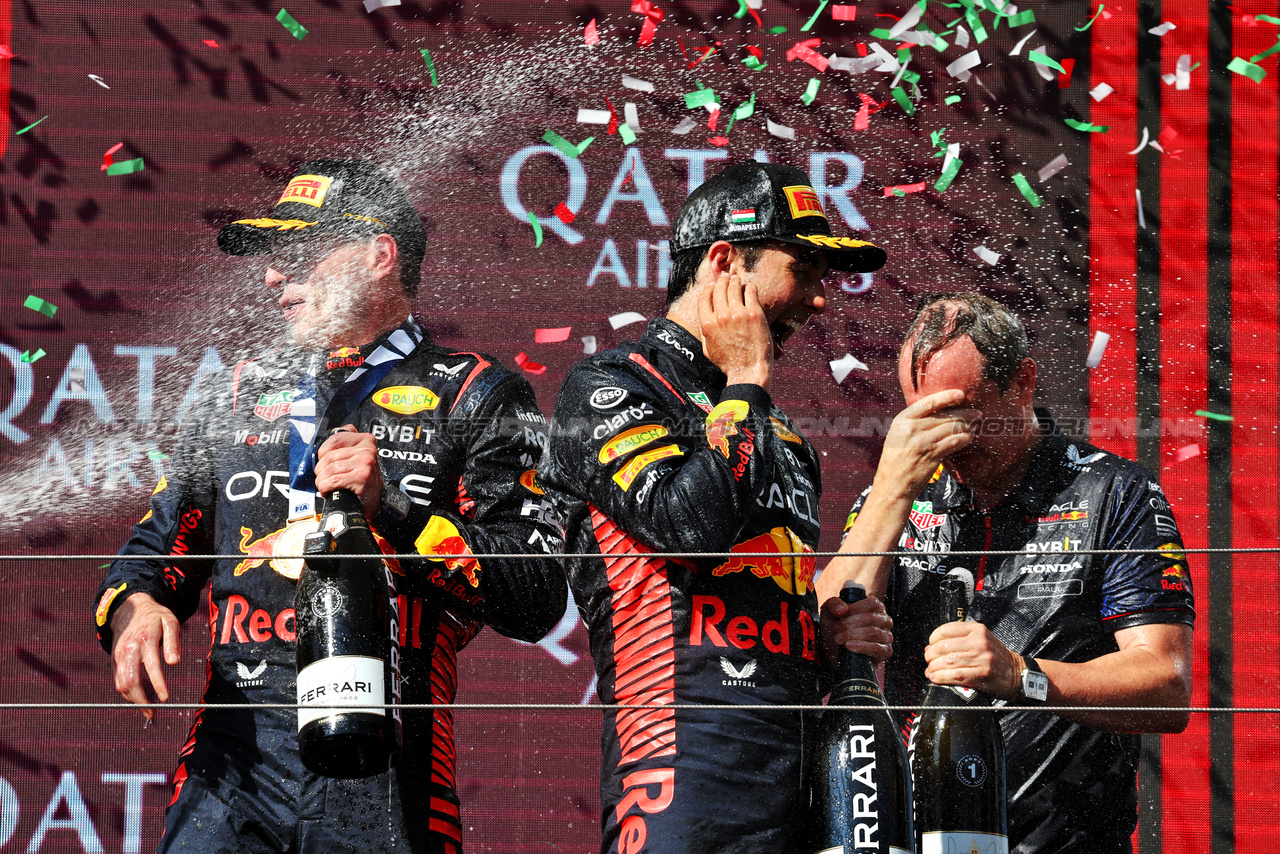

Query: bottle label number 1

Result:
[956,754,987,787]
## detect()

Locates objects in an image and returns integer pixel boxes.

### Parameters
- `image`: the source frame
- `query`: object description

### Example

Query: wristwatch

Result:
[380,485,411,522]
[1019,657,1049,703]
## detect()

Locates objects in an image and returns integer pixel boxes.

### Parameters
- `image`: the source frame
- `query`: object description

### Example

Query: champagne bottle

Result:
[910,570,1007,854]
[295,488,402,778]
[809,582,915,854]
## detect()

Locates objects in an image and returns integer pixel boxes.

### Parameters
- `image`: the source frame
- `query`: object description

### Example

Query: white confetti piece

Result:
[672,116,698,135]
[954,25,970,48]
[1161,72,1176,85]
[1090,82,1114,102]
[582,336,597,355]
[1010,29,1037,56]
[624,102,641,134]
[1085,331,1110,368]
[869,42,901,72]
[941,142,960,176]
[1038,154,1069,181]
[947,51,981,78]
[888,1,926,38]
[1128,127,1151,155]
[767,118,796,140]
[832,54,883,74]
[830,354,869,384]
[609,312,647,330]
[747,0,762,7]
[622,75,654,92]
[88,74,111,88]
[1175,53,1191,90]
[363,0,400,10]
[974,246,1001,265]
[1148,22,1176,36]
[1031,47,1056,80]
[1136,188,1146,229]
[577,108,612,124]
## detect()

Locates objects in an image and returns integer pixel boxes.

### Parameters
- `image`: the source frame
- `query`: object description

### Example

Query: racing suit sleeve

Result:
[93,383,222,652]
[544,357,775,556]
[376,369,566,642]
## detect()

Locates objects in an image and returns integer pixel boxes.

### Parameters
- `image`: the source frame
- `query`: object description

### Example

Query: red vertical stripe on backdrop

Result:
[1229,11,1280,851]
[1154,1,1212,848]
[1087,4,1140,460]
[0,0,11,160]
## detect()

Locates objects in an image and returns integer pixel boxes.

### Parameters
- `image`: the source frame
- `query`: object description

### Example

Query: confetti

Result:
[514,352,547,375]
[944,94,962,104]
[1011,173,1042,206]
[19,349,46,364]
[526,211,544,247]
[832,4,857,20]
[88,74,111,89]
[623,75,654,92]
[767,118,796,140]
[639,16,658,46]
[708,136,730,146]
[624,102,641,134]
[884,182,925,196]
[684,87,720,109]
[935,155,962,191]
[733,92,756,121]
[582,336,598,355]
[973,245,1001,265]
[742,54,768,70]
[946,50,981,77]
[1010,29,1037,55]
[1085,331,1110,368]
[1228,56,1266,82]
[0,45,15,59]
[1007,10,1036,26]
[1127,127,1151,155]
[419,48,439,86]
[1257,13,1280,24]
[888,0,927,38]
[1059,58,1075,88]
[868,42,900,71]
[734,0,764,25]
[672,116,698,135]
[147,450,171,462]
[1090,82,1114,101]
[1172,444,1200,464]
[801,77,821,105]
[23,295,57,318]
[276,8,308,40]
[1175,53,1192,89]
[830,354,868,384]
[1148,22,1176,36]
[15,116,48,135]
[363,0,400,10]
[535,327,573,343]
[793,44,830,71]
[802,0,831,31]
[610,312,647,329]
[619,124,638,144]
[106,157,145,175]
[1038,153,1069,181]
[769,26,788,34]
[1136,188,1146,229]
[542,129,586,158]
[1065,118,1110,133]
[1028,50,1066,75]
[578,108,612,124]
[203,39,220,47]
[1075,4,1105,31]
[100,142,124,171]
[1195,410,1234,422]
[554,203,576,223]
[891,86,914,114]
[1250,39,1280,63]
[585,18,600,44]
[954,25,971,47]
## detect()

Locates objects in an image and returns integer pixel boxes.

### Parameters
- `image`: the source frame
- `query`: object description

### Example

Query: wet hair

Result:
[665,240,769,304]
[903,292,1028,391]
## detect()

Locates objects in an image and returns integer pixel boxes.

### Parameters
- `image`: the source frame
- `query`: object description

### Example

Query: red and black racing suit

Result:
[846,411,1196,854]
[539,318,827,854]
[93,318,566,854]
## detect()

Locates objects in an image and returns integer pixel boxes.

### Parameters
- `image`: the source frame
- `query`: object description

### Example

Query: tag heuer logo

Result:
[909,500,946,530]
[253,390,295,422]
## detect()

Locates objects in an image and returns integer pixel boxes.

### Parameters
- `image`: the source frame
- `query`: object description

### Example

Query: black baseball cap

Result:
[671,161,887,273]
[217,159,427,274]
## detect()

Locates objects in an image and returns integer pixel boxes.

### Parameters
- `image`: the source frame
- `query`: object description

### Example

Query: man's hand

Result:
[699,271,773,390]
[874,389,981,502]
[316,424,384,519]
[110,593,181,721]
[819,593,894,669]
[923,620,1023,701]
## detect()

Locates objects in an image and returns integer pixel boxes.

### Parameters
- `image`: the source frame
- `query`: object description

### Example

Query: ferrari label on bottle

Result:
[297,654,386,729]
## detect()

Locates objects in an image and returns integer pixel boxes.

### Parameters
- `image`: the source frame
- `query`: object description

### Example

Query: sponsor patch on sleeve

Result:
[705,399,750,458]
[415,516,481,586]
[598,424,670,464]
[613,444,683,490]
[769,416,803,444]
[95,583,127,627]
[519,469,545,494]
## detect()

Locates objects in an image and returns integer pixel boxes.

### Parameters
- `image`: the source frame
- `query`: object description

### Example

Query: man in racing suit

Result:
[93,160,565,854]
[539,161,893,854]
[819,292,1195,853]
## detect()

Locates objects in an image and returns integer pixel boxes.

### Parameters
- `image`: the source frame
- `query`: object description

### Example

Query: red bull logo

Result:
[326,346,364,370]
[235,525,285,576]
[415,517,481,587]
[710,527,816,596]
[704,399,748,458]
[1162,563,1188,591]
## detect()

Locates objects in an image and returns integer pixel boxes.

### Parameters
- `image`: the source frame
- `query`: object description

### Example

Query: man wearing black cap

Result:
[94,160,566,853]
[539,161,894,853]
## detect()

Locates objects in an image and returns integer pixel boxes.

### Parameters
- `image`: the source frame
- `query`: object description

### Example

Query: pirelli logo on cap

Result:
[278,174,334,209]
[783,185,826,220]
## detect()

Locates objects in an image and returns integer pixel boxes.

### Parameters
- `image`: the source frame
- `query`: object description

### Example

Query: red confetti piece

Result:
[746,5,763,26]
[832,4,857,20]
[708,107,720,131]
[1058,58,1076,88]
[631,0,664,22]
[708,136,730,146]
[884,182,927,196]
[535,327,573,343]
[603,96,620,135]
[1172,444,1200,463]
[689,46,715,69]
[857,42,868,56]
[100,142,124,171]
[786,37,821,60]
[860,93,888,113]
[1242,13,1258,25]
[0,45,14,59]
[745,45,764,60]
[203,39,220,48]
[639,16,658,46]
[554,203,576,223]
[514,352,548,375]
[1101,8,1112,18]
[787,40,828,71]
[585,19,600,44]
[676,37,690,61]
[854,102,870,131]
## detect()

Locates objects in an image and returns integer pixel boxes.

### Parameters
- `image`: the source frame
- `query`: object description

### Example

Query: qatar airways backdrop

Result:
[0,0,1276,851]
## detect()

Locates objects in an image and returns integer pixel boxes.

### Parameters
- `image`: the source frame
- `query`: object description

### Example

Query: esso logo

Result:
[590,387,628,410]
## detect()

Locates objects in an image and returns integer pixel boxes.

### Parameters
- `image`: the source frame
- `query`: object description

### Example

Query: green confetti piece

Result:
[902,68,921,85]
[19,349,46,363]
[106,157,145,175]
[897,47,912,62]
[690,47,716,68]
[576,135,595,154]
[1011,172,1042,207]
[1075,4,1105,31]
[147,450,171,461]
[618,123,637,145]
[801,77,821,105]
[419,48,439,86]
[1065,118,1111,133]
[733,91,756,120]
[276,8,308,40]
[1007,10,1035,26]
[23,295,57,318]
[945,94,962,104]
[684,87,720,109]
[965,8,988,42]
[1250,39,1280,63]
[98,563,112,571]
[734,0,751,18]
[869,27,894,38]
[935,157,962,191]
[742,55,768,70]
[1195,410,1234,422]
[16,115,49,135]
[1229,57,1267,82]
[1258,14,1280,24]
[769,25,788,33]
[542,129,582,158]
[801,0,830,31]
[891,86,915,115]
[893,188,907,197]
[527,211,543,247]
[1028,50,1066,74]
[930,129,944,147]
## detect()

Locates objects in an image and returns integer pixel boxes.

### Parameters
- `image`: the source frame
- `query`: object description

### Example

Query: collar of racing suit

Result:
[641,317,729,389]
